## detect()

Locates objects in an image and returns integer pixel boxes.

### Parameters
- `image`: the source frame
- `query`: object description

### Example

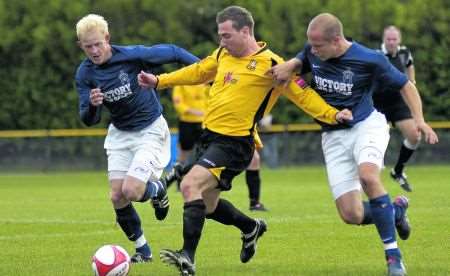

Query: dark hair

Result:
[216,6,254,35]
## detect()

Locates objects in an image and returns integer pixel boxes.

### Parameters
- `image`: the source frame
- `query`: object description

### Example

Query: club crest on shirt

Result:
[246,59,257,71]
[342,68,354,84]
[119,70,130,85]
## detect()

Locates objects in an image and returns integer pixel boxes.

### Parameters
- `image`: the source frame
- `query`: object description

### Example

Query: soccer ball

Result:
[92,245,131,276]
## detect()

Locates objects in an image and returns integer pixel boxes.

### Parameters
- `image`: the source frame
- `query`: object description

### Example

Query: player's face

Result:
[383,29,401,54]
[218,20,248,57]
[79,31,112,65]
[307,30,338,61]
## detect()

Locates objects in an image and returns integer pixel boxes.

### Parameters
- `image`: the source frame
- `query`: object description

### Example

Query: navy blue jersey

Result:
[296,42,408,131]
[75,44,199,131]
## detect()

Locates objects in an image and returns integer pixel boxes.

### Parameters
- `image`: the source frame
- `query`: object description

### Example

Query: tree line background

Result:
[0,0,449,130]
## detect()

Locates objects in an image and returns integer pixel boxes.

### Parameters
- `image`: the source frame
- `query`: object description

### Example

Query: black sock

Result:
[394,144,415,174]
[182,199,206,262]
[360,201,373,225]
[115,203,142,241]
[246,170,260,205]
[206,198,256,233]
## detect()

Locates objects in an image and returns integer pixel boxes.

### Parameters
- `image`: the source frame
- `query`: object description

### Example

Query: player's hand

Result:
[336,108,353,123]
[265,58,300,86]
[417,121,439,144]
[138,70,158,88]
[90,88,104,106]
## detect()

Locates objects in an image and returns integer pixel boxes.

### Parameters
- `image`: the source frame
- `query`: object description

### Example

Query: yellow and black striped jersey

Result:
[172,84,209,123]
[157,42,339,136]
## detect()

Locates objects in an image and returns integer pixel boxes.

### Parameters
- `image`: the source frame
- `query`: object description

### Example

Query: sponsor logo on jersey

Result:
[314,68,354,96]
[104,71,133,102]
[223,72,238,85]
[246,59,257,71]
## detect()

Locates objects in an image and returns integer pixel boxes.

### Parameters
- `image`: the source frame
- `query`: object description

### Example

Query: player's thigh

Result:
[128,116,171,183]
[395,118,421,144]
[181,164,219,199]
[196,132,254,191]
[322,129,360,200]
[353,111,390,170]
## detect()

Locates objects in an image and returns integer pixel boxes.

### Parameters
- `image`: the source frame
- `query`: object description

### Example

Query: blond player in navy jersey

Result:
[75,14,198,263]
[138,6,352,275]
[268,13,438,276]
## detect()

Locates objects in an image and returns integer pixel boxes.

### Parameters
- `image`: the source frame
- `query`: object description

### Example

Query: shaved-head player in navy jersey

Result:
[268,13,438,276]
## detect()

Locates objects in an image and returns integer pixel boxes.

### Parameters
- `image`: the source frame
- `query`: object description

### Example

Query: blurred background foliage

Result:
[0,0,448,129]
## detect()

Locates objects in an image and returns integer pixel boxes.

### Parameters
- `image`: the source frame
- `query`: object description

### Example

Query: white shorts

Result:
[105,115,171,183]
[321,111,390,200]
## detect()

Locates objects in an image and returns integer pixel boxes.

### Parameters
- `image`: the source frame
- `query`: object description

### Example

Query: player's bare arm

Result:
[137,70,158,88]
[400,82,439,144]
[90,88,104,106]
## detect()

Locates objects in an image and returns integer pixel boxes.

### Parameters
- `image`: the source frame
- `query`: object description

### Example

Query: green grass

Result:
[0,166,449,275]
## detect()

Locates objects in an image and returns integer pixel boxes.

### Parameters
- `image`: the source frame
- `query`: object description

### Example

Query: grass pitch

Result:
[0,166,449,275]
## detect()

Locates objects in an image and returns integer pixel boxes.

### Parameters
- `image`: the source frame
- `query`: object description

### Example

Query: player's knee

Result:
[339,208,363,225]
[179,177,200,201]
[110,189,124,205]
[359,172,379,189]
[405,136,421,149]
[121,182,140,201]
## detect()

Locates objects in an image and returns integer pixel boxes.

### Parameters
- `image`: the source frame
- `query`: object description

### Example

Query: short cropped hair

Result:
[216,6,254,35]
[309,13,344,41]
[76,14,109,40]
[383,25,402,40]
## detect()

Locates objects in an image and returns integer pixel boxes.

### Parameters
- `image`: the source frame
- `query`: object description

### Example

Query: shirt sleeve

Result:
[75,67,102,126]
[137,44,200,66]
[295,44,312,74]
[157,51,218,89]
[375,54,408,90]
[282,79,338,125]
[406,48,414,67]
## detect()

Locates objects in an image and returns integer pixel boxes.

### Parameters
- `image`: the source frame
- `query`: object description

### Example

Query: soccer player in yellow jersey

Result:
[138,6,352,275]
[168,84,269,210]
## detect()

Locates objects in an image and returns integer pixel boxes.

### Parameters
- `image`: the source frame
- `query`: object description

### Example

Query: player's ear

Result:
[105,33,110,43]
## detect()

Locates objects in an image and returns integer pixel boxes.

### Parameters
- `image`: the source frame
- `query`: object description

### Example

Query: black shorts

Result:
[373,95,412,125]
[178,121,203,151]
[193,129,254,191]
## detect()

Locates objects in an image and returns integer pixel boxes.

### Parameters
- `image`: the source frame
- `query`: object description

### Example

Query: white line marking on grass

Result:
[0,218,113,225]
[0,229,118,241]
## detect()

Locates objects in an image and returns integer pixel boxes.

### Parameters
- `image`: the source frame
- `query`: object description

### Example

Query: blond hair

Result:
[76,14,109,40]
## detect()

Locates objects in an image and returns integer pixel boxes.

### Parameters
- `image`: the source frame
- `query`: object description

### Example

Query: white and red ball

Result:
[92,245,131,276]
